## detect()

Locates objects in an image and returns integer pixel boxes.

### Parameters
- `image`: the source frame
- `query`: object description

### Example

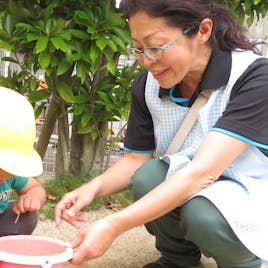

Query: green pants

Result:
[128,159,261,268]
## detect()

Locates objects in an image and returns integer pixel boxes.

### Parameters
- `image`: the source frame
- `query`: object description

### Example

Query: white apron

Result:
[145,50,268,261]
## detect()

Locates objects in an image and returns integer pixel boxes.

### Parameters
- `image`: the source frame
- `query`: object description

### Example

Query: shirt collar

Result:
[198,49,231,90]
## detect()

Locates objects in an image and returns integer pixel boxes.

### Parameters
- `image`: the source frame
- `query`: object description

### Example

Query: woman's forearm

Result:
[87,152,152,198]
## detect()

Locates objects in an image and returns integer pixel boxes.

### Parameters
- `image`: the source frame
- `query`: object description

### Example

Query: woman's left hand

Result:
[69,216,119,265]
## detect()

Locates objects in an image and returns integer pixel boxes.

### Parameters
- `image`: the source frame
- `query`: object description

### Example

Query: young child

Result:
[0,86,46,237]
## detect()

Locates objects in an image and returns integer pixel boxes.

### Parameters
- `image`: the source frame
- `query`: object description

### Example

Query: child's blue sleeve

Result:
[11,176,29,190]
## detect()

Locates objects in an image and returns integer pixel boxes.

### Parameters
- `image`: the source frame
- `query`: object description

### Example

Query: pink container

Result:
[0,235,73,268]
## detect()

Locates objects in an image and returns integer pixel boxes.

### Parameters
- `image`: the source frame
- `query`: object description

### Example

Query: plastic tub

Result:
[0,235,73,268]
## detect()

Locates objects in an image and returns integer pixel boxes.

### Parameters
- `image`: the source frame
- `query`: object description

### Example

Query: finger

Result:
[70,231,84,249]
[55,199,71,225]
[55,193,87,226]
[21,198,31,212]
[69,232,89,265]
[65,201,85,219]
[13,204,20,214]
[59,210,84,228]
[54,204,64,226]
[15,199,26,214]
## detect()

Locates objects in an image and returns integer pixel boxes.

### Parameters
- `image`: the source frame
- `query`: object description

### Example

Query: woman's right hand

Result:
[55,184,94,228]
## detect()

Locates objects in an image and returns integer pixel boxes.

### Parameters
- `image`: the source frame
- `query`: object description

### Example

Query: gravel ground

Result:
[33,207,160,268]
[33,207,268,268]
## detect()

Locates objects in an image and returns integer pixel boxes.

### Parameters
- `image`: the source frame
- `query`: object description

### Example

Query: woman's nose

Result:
[138,54,156,67]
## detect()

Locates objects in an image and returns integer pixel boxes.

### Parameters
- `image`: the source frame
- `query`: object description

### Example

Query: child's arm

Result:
[14,178,46,214]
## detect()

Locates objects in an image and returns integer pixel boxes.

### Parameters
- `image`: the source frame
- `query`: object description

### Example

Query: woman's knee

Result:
[129,159,169,201]
[180,197,221,241]
[180,197,261,268]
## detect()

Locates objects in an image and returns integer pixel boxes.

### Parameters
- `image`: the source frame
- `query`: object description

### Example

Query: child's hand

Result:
[14,177,46,214]
[13,193,43,214]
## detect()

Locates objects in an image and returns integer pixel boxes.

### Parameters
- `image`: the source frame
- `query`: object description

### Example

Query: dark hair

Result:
[120,0,261,54]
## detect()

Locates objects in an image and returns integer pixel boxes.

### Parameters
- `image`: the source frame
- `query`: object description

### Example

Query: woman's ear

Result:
[197,18,213,44]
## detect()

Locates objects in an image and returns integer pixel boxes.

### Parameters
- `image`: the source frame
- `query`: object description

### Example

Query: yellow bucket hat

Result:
[0,87,43,177]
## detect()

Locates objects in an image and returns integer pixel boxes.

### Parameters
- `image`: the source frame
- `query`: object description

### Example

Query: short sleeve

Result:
[11,176,29,190]
[124,71,155,152]
[215,58,268,145]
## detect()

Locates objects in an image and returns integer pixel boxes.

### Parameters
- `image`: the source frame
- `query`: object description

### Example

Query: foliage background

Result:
[0,0,267,181]
[0,0,138,178]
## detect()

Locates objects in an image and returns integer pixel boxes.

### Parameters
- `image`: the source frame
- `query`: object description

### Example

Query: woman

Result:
[55,1,268,267]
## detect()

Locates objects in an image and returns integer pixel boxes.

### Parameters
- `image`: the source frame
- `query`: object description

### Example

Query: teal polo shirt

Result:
[0,176,29,212]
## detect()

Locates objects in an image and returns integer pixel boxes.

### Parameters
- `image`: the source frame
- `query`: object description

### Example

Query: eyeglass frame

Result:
[127,28,191,61]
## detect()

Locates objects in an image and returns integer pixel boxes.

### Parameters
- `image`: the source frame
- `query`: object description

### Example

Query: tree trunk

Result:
[35,96,58,160]
[68,122,108,179]
[69,122,83,175]
[55,116,69,177]
[80,136,104,179]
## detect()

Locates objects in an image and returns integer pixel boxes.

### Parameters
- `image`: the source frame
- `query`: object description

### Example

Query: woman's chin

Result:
[158,80,176,89]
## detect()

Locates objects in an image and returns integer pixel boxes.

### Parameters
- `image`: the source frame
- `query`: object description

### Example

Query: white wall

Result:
[248,15,268,56]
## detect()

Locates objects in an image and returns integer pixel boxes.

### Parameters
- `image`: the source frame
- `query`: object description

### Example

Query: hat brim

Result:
[0,149,43,177]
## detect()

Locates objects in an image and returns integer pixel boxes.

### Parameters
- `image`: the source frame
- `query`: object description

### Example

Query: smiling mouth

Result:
[152,69,168,80]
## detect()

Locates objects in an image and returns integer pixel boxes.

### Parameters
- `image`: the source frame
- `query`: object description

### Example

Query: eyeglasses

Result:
[127,28,190,61]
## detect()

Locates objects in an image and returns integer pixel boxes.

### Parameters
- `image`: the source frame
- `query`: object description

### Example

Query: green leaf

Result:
[57,81,75,103]
[27,33,40,42]
[105,38,117,51]
[89,42,100,62]
[28,90,50,103]
[112,28,131,44]
[77,125,91,134]
[2,13,14,36]
[16,23,37,32]
[98,91,111,103]
[90,56,101,73]
[0,76,15,89]
[43,3,57,21]
[81,113,91,127]
[110,34,127,51]
[87,26,95,34]
[103,50,116,75]
[70,29,90,40]
[45,18,56,35]
[34,36,49,54]
[50,37,66,52]
[75,10,91,22]
[0,29,10,42]
[34,103,45,118]
[96,37,107,51]
[38,50,51,69]
[57,59,73,76]
[74,94,90,104]
[50,55,59,67]
[0,41,13,51]
[70,52,82,61]
[30,79,38,91]
[96,37,117,52]
[1,56,18,64]
[56,30,72,41]
[76,61,89,84]
[74,104,84,116]
[74,10,92,27]
[246,14,254,27]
